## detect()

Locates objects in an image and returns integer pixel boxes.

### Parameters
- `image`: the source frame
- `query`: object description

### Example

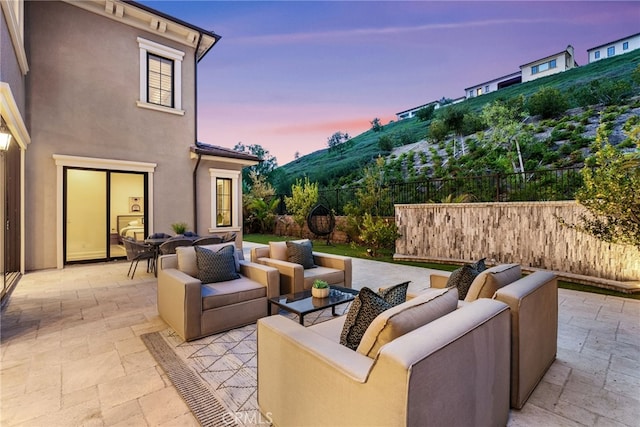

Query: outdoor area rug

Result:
[141,306,350,427]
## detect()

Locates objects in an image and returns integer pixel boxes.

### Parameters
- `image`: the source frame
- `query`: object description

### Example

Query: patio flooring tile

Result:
[1,242,638,426]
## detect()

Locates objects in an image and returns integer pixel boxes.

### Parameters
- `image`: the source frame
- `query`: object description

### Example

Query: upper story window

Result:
[531,59,557,75]
[147,54,174,108]
[594,50,600,59]
[476,88,483,96]
[607,46,615,57]
[137,37,185,115]
[623,42,629,51]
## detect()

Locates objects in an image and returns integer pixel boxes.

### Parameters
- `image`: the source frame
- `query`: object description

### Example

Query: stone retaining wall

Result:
[394,201,639,283]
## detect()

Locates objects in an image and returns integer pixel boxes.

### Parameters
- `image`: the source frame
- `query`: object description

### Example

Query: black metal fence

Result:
[276,167,583,217]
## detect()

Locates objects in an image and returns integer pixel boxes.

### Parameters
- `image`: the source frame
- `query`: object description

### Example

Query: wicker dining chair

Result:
[123,238,156,279]
[193,235,224,246]
[159,238,193,255]
[220,231,238,243]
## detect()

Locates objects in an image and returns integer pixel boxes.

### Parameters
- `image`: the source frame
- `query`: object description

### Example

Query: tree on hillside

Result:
[482,97,527,175]
[441,106,469,156]
[370,118,382,132]
[416,104,436,122]
[526,87,568,118]
[233,143,278,190]
[327,131,352,156]
[566,122,640,249]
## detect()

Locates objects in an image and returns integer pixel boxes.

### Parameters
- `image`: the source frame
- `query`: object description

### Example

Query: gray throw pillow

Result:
[340,287,392,350]
[378,281,410,306]
[286,240,316,269]
[446,264,479,300]
[195,245,240,283]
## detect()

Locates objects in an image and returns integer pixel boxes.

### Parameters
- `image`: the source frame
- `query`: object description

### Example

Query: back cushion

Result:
[357,286,459,358]
[464,263,521,302]
[269,239,312,262]
[269,241,288,261]
[176,242,240,277]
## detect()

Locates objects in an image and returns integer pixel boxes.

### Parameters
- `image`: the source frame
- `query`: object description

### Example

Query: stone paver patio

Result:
[1,243,638,426]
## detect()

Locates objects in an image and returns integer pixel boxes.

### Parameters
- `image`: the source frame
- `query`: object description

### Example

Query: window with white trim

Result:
[594,50,600,59]
[209,169,241,231]
[623,42,629,51]
[607,46,615,57]
[137,37,184,115]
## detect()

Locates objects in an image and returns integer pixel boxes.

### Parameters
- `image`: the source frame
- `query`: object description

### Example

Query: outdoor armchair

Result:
[250,240,352,295]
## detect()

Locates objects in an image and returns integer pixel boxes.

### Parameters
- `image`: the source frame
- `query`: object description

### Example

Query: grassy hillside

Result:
[274,49,640,193]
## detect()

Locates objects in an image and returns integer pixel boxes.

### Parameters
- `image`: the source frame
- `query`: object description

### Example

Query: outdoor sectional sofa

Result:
[157,243,280,341]
[257,263,558,425]
[258,288,512,426]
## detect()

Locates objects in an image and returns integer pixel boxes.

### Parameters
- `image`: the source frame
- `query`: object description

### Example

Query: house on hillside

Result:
[587,32,640,63]
[520,45,578,83]
[395,97,465,121]
[1,0,257,290]
[464,71,522,99]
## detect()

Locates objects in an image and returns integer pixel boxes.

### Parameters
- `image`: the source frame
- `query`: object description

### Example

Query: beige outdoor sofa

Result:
[258,287,512,426]
[427,263,558,409]
[157,243,280,341]
[251,240,352,295]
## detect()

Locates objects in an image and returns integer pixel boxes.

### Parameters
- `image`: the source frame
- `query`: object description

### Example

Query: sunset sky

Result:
[140,1,640,165]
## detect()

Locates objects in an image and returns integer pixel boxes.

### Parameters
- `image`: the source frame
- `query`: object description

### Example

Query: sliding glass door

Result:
[64,168,146,264]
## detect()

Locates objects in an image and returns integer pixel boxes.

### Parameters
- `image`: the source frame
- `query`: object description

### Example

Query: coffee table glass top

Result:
[268,286,358,324]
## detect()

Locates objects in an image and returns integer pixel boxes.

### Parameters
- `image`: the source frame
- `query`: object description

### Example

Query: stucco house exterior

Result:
[520,45,578,83]
[395,97,464,121]
[587,32,640,63]
[464,71,522,99]
[1,0,257,297]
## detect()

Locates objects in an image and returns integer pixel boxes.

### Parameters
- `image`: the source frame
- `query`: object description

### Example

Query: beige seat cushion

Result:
[464,263,521,302]
[176,243,240,277]
[302,267,345,289]
[356,286,459,358]
[201,278,266,310]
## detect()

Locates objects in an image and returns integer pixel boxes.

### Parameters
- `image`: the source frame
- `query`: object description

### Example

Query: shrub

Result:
[284,177,318,237]
[526,87,569,119]
[415,104,436,122]
[359,213,400,256]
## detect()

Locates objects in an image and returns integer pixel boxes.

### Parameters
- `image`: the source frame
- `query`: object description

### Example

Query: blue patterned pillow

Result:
[195,245,240,283]
[286,240,316,269]
[471,258,487,272]
[340,287,393,350]
[378,281,410,306]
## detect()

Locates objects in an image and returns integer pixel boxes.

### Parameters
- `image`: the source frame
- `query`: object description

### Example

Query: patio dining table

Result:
[144,237,170,277]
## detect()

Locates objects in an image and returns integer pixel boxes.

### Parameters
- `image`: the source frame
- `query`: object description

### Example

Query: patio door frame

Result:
[63,167,149,265]
[53,155,157,269]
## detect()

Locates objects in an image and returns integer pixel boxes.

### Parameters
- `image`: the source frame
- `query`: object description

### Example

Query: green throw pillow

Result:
[446,264,479,300]
[195,245,240,283]
[286,240,316,269]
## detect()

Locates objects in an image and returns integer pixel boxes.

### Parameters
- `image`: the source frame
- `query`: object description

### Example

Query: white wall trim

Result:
[137,37,184,112]
[208,168,241,233]
[53,154,157,269]
[0,0,29,74]
[0,83,30,149]
[135,101,185,115]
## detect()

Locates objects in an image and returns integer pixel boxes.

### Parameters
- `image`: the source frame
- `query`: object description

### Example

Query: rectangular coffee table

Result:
[268,286,359,325]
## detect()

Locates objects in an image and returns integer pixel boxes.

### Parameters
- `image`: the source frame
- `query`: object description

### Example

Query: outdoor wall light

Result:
[0,118,12,151]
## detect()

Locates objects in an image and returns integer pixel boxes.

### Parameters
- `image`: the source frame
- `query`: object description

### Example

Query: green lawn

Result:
[243,234,640,300]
